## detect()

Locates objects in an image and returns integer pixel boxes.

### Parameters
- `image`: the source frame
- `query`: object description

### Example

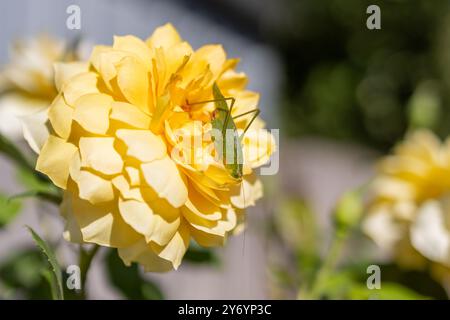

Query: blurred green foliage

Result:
[320,269,429,300]
[184,241,220,265]
[275,199,321,285]
[275,0,450,149]
[106,249,164,300]
[272,197,448,299]
[0,249,52,299]
[0,193,21,227]
[333,190,363,232]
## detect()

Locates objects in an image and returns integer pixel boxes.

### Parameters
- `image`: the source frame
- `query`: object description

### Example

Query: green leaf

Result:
[351,262,448,299]
[141,282,164,300]
[16,168,62,205]
[270,266,298,290]
[41,269,61,300]
[0,132,35,172]
[0,249,52,299]
[106,249,164,300]
[318,270,356,299]
[0,193,22,227]
[0,249,45,288]
[184,242,220,265]
[349,282,428,300]
[17,167,57,193]
[319,268,431,300]
[26,226,64,300]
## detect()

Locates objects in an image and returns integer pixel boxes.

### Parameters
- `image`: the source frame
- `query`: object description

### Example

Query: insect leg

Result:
[232,108,260,120]
[233,109,260,139]
[185,97,235,106]
[222,97,235,136]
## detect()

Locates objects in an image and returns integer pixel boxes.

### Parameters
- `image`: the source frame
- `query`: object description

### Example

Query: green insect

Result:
[187,83,260,181]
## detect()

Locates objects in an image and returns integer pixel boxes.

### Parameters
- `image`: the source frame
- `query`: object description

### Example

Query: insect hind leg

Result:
[233,109,260,139]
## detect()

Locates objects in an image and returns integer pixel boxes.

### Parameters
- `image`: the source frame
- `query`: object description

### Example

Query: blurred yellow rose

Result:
[363,130,450,283]
[0,35,85,152]
[35,24,276,271]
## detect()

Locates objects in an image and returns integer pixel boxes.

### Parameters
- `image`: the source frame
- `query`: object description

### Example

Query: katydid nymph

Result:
[186,82,260,181]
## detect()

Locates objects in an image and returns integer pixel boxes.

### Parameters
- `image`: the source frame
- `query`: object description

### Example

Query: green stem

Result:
[304,230,348,300]
[78,245,100,300]
[8,190,62,205]
[0,133,35,173]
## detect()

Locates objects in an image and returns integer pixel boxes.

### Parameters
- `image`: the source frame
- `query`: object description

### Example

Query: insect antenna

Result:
[241,179,247,257]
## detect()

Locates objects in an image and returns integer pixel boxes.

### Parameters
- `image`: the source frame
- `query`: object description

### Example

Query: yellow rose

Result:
[363,130,450,282]
[35,24,276,271]
[0,35,84,152]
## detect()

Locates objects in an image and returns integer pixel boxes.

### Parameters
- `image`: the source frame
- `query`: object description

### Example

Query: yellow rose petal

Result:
[98,50,129,85]
[184,171,223,205]
[118,239,173,272]
[54,62,89,92]
[112,175,143,202]
[231,91,259,120]
[89,45,110,73]
[73,93,112,134]
[36,135,77,189]
[71,195,140,248]
[187,208,236,238]
[181,45,226,83]
[125,166,140,186]
[371,176,416,201]
[75,170,115,204]
[146,23,182,49]
[217,69,247,91]
[140,186,179,220]
[79,137,123,175]
[141,156,188,208]
[116,129,166,162]
[242,128,276,168]
[205,163,241,186]
[164,41,193,75]
[119,199,180,246]
[110,101,151,129]
[63,72,99,106]
[68,150,82,182]
[116,56,148,111]
[182,185,222,221]
[191,227,226,247]
[152,221,190,270]
[22,107,50,154]
[48,94,73,139]
[113,35,152,70]
[228,174,263,209]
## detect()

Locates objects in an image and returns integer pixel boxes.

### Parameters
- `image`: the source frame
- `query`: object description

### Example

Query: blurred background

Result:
[0,0,449,299]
